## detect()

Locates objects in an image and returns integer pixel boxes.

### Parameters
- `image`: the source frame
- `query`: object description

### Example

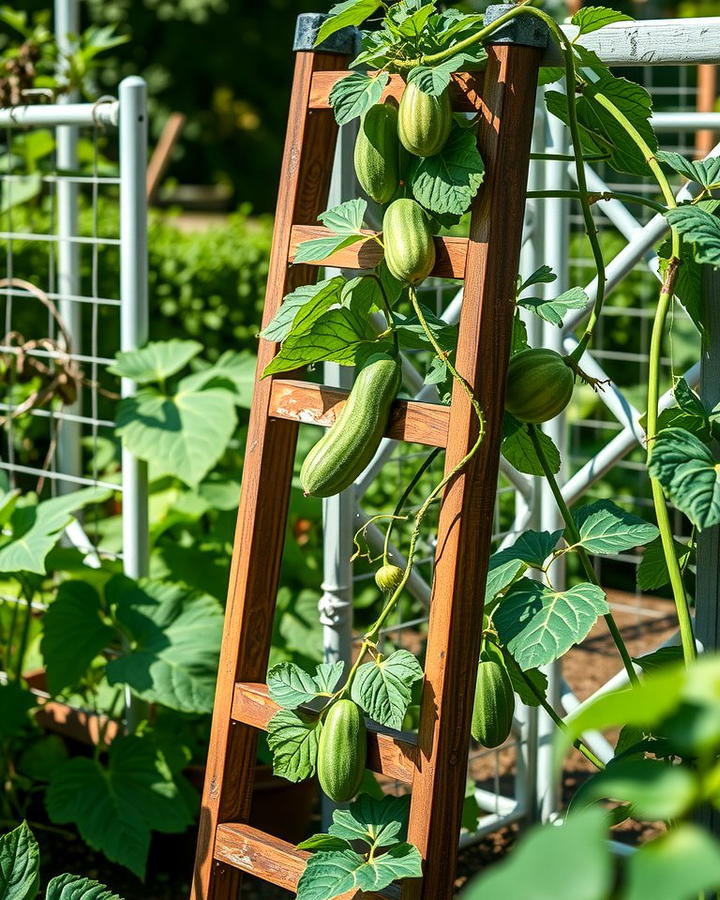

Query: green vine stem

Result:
[589,92,696,665]
[526,189,667,216]
[336,287,486,700]
[527,424,639,687]
[14,575,35,682]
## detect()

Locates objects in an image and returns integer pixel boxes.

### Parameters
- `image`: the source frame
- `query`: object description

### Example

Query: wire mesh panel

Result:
[0,80,148,718]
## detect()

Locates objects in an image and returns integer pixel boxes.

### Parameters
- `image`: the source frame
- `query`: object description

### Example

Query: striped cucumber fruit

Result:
[505,348,574,424]
[382,198,436,285]
[317,699,367,803]
[300,352,401,498]
[398,82,452,157]
[471,644,515,749]
[354,100,400,205]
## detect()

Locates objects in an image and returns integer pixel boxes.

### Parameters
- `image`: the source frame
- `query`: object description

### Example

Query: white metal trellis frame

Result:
[320,15,720,838]
[0,77,149,726]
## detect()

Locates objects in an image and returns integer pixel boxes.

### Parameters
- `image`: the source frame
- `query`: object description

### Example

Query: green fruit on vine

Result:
[375,563,404,595]
[398,82,453,157]
[354,100,400,205]
[382,198,436,285]
[471,648,515,749]
[300,353,401,498]
[504,348,574,424]
[317,699,367,803]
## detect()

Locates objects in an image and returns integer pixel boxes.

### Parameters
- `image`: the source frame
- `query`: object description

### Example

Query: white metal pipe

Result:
[544,18,720,68]
[652,112,720,131]
[0,102,118,129]
[119,77,149,732]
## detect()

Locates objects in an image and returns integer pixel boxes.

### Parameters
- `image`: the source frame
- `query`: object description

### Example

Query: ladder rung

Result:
[289,225,468,280]
[270,379,449,448]
[310,70,484,113]
[232,682,418,783]
[215,822,400,898]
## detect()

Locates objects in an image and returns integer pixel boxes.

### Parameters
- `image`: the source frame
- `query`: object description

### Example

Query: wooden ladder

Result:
[191,8,547,900]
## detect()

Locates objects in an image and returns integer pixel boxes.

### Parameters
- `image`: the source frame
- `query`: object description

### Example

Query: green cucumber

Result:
[354,100,400,205]
[382,198,436,286]
[317,699,367,803]
[398,82,452,157]
[300,352,401,498]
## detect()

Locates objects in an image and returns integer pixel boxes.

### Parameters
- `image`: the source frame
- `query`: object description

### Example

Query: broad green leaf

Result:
[501,415,561,476]
[657,150,720,189]
[354,843,423,892]
[0,683,36,739]
[178,351,256,408]
[648,427,720,529]
[319,198,367,234]
[260,278,344,343]
[46,734,192,879]
[518,287,588,327]
[116,386,237,487]
[504,654,548,708]
[329,71,389,126]
[485,530,563,599]
[511,315,530,355]
[0,173,41,214]
[17,736,67,783]
[329,794,410,848]
[407,123,484,216]
[105,576,223,714]
[519,265,556,292]
[41,581,116,695]
[296,850,365,900]
[494,578,608,670]
[391,2,434,36]
[262,308,380,377]
[622,825,720,900]
[573,500,659,555]
[267,709,321,782]
[486,557,526,600]
[0,487,109,575]
[267,661,342,709]
[632,645,685,674]
[571,6,632,37]
[46,874,121,900]
[546,72,656,177]
[351,649,423,730]
[574,758,698,820]
[658,238,703,332]
[652,378,712,440]
[316,0,382,47]
[108,340,202,384]
[0,822,39,900]
[293,232,366,265]
[462,808,610,900]
[407,54,465,96]
[341,276,384,318]
[392,308,457,354]
[0,488,19,528]
[297,834,350,853]
[665,205,720,268]
[636,536,693,591]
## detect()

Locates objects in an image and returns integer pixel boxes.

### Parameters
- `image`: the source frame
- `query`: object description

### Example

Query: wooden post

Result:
[190,16,355,900]
[405,12,547,899]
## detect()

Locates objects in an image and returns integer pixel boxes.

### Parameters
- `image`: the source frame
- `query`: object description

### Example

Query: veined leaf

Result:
[105,576,223,714]
[407,123,485,216]
[41,581,117,695]
[665,205,720,269]
[351,649,423,730]
[0,821,39,900]
[329,71,389,126]
[262,307,380,376]
[319,198,367,233]
[633,646,685,674]
[46,874,121,900]
[180,351,256,408]
[46,734,192,879]
[296,849,365,900]
[657,150,720,189]
[116,386,237,487]
[260,277,344,343]
[486,529,563,599]
[519,264,556,292]
[571,6,632,37]
[502,415,561,476]
[329,793,410,848]
[573,499,659,555]
[494,578,608,670]
[267,660,343,709]
[109,339,202,384]
[315,0,382,47]
[504,654,548,708]
[266,708,322,782]
[518,287,588,327]
[648,427,720,529]
[293,232,366,265]
[0,683,36,739]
